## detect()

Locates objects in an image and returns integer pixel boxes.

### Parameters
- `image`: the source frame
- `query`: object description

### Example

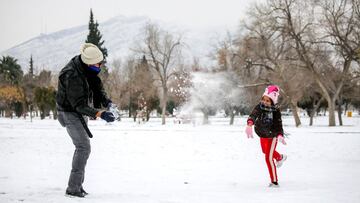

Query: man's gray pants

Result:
[58,111,91,193]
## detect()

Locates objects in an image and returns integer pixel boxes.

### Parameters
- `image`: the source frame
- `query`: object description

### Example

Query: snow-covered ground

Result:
[0,115,359,203]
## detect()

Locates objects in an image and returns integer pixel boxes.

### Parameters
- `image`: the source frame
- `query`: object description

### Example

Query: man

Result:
[56,43,115,197]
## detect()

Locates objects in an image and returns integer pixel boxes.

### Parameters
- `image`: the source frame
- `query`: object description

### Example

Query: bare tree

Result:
[168,66,192,109]
[123,58,138,118]
[238,2,312,127]
[132,56,158,121]
[258,0,357,126]
[105,58,126,108]
[317,0,360,125]
[134,23,183,124]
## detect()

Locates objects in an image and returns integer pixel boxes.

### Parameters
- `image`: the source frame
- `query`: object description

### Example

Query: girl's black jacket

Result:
[247,103,284,138]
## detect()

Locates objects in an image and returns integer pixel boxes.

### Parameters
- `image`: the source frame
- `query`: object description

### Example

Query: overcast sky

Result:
[0,0,258,52]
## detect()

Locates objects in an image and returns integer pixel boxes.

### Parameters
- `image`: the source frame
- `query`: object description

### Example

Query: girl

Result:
[245,85,287,187]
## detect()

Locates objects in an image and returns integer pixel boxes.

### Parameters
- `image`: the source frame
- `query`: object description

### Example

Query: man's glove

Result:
[245,125,254,138]
[100,111,115,122]
[107,103,120,120]
[277,134,287,145]
[107,102,114,109]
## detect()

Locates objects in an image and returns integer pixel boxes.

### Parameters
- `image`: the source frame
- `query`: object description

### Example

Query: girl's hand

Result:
[277,134,287,145]
[245,125,254,138]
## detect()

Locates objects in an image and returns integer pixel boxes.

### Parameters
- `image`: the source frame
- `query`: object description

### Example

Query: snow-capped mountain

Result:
[1,15,233,74]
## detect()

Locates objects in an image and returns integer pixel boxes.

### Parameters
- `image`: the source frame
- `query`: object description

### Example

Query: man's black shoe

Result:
[80,188,88,196]
[65,190,86,198]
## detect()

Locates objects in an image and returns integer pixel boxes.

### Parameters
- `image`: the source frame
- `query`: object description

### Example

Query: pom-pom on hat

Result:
[80,43,104,65]
[262,85,280,105]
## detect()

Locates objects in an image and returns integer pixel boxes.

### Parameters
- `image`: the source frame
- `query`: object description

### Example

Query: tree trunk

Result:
[310,111,314,126]
[161,87,168,125]
[128,94,132,118]
[146,111,151,121]
[309,97,324,126]
[53,109,58,120]
[40,107,45,120]
[313,75,336,126]
[327,60,350,126]
[202,110,209,125]
[229,114,235,125]
[5,109,12,118]
[328,101,336,126]
[290,102,301,127]
[309,100,315,126]
[23,103,27,119]
[344,102,348,116]
[161,104,166,125]
[30,104,33,122]
[337,102,343,126]
[229,108,235,125]
[133,114,137,122]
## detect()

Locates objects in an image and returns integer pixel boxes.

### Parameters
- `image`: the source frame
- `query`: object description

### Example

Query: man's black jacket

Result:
[56,55,111,117]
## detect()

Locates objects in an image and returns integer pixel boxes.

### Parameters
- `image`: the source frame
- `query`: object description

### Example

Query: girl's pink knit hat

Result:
[263,85,280,105]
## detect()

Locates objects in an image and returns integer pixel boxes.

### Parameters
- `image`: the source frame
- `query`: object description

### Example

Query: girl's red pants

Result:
[260,137,282,182]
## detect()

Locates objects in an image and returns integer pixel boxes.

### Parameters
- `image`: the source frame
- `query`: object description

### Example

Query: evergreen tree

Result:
[85,9,108,62]
[34,86,56,120]
[0,56,23,85]
[29,55,34,77]
[23,55,37,120]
